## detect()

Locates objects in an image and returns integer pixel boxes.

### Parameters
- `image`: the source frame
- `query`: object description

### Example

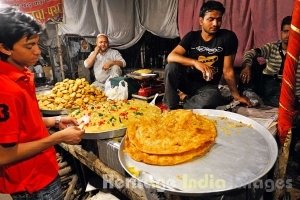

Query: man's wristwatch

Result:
[54,116,62,129]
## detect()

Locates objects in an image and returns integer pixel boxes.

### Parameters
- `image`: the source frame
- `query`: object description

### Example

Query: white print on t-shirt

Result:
[192,46,223,54]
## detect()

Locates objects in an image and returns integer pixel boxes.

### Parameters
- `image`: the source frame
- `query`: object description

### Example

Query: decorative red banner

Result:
[2,0,63,23]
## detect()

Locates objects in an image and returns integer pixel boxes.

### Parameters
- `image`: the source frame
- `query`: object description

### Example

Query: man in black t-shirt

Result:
[163,1,251,109]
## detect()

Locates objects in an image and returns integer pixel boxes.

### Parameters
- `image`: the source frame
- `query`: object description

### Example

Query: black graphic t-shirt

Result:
[180,29,238,85]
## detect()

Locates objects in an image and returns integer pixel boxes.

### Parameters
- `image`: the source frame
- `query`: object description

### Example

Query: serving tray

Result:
[118,109,278,194]
[41,109,69,116]
[83,128,126,139]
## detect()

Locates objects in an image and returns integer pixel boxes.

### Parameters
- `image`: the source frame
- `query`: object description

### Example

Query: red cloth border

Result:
[278,0,300,144]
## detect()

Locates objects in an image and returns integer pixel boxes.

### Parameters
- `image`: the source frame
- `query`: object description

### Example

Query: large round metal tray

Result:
[83,128,126,139]
[118,109,278,194]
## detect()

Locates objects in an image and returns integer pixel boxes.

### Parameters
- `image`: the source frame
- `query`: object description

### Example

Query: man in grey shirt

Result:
[84,34,126,89]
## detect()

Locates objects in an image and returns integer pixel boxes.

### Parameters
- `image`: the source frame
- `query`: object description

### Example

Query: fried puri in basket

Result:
[124,109,217,165]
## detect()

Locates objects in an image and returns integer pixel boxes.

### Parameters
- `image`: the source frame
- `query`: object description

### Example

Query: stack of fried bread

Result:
[124,109,217,165]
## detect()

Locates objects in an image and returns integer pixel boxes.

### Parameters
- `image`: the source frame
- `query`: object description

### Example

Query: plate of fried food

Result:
[118,109,278,194]
[36,89,68,115]
[37,78,107,116]
[127,68,158,80]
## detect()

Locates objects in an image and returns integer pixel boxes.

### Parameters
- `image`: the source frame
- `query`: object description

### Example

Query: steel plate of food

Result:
[118,109,278,194]
[69,99,162,139]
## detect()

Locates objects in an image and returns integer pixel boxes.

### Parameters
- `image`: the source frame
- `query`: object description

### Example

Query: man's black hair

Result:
[0,6,42,60]
[199,1,225,18]
[281,16,292,31]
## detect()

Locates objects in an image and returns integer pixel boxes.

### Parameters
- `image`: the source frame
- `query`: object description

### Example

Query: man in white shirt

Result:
[84,34,126,89]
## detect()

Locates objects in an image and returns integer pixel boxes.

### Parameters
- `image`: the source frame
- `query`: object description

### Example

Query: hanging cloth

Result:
[278,0,300,145]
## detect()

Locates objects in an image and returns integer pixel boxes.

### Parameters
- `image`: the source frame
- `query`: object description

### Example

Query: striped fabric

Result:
[242,41,300,102]
[278,0,300,144]
[243,41,284,75]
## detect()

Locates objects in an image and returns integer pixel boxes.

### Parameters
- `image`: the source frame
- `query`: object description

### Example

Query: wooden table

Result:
[59,143,151,200]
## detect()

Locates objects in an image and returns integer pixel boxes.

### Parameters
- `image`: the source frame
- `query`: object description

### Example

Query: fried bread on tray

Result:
[124,136,214,165]
[126,109,216,155]
[124,109,217,165]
